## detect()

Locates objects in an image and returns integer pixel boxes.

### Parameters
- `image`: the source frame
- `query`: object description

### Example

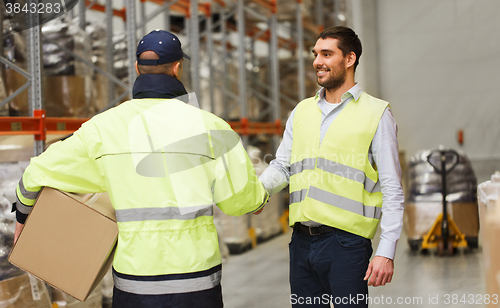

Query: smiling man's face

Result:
[312,38,348,91]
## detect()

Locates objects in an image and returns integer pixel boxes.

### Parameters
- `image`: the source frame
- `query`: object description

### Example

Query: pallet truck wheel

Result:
[465,236,478,249]
[438,241,445,256]
[447,240,454,256]
[408,239,420,252]
[437,240,454,256]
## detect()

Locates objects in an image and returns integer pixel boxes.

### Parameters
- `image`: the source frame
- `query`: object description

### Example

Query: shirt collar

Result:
[132,74,188,100]
[314,83,363,102]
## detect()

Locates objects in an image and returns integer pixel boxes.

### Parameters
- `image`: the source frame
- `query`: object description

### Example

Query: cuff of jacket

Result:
[247,191,269,214]
[11,202,29,224]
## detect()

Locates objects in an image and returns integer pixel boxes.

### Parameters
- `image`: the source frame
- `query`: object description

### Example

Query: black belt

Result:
[293,223,336,236]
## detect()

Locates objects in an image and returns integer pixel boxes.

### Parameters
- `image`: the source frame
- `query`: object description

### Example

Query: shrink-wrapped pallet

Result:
[42,18,93,118]
[404,149,479,250]
[85,24,109,113]
[408,150,477,199]
[213,206,252,254]
[478,173,500,308]
[2,28,28,116]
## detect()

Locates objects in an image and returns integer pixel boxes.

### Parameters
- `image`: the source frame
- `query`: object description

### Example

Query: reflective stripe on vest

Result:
[290,157,381,194]
[308,186,382,219]
[115,205,213,222]
[290,158,316,175]
[289,188,308,204]
[113,270,222,295]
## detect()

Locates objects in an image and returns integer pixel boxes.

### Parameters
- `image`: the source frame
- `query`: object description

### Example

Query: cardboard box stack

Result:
[478,172,500,308]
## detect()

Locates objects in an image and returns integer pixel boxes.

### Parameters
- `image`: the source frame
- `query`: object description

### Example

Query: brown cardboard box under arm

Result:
[8,188,118,302]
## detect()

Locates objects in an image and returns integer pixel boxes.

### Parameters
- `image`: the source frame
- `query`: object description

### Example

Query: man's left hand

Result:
[363,256,394,287]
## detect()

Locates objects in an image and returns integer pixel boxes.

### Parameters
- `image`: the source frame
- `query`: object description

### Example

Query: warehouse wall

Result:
[366,0,500,182]
[348,0,380,98]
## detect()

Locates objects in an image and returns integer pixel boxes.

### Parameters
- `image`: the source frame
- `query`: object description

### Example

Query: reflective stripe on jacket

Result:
[16,98,268,294]
[289,92,388,239]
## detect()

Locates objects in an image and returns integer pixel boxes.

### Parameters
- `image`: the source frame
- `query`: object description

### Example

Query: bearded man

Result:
[259,26,405,307]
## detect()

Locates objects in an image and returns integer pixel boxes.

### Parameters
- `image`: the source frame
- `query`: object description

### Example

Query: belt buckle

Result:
[309,226,321,236]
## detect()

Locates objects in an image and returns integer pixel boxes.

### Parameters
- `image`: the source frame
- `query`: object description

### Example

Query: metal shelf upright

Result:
[0,10,46,156]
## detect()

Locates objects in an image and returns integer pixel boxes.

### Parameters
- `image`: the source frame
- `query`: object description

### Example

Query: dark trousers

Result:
[289,227,373,307]
[112,284,223,308]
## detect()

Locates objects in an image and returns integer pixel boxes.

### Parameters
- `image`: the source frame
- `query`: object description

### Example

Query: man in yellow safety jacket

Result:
[13,30,268,308]
[259,26,404,307]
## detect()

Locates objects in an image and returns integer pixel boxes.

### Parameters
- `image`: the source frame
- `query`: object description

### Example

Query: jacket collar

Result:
[132,74,188,101]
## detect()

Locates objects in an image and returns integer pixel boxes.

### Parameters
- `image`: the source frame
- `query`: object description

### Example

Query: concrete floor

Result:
[221,229,486,308]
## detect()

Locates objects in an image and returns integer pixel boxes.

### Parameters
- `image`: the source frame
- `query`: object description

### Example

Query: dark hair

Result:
[318,26,362,72]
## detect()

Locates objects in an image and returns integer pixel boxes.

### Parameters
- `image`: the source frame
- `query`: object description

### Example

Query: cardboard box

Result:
[9,188,118,301]
[0,274,52,308]
[404,201,479,240]
[44,76,89,118]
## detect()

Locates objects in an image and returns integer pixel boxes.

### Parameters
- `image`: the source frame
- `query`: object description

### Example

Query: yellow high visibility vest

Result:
[289,92,388,239]
[17,98,268,293]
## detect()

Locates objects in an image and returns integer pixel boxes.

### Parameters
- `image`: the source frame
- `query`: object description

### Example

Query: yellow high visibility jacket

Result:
[289,92,388,239]
[16,98,268,294]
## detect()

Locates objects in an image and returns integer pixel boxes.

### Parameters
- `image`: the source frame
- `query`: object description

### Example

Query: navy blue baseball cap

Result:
[136,29,190,65]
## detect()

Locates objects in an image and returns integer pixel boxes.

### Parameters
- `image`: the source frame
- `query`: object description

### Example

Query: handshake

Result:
[252,207,265,215]
[251,189,269,215]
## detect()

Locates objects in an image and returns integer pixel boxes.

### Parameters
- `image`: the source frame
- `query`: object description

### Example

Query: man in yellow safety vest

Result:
[259,26,404,307]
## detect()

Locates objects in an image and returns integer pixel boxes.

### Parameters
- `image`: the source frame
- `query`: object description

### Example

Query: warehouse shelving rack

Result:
[0,0,331,145]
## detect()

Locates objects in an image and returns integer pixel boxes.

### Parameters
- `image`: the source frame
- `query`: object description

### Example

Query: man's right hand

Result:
[252,207,265,215]
[14,222,24,244]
